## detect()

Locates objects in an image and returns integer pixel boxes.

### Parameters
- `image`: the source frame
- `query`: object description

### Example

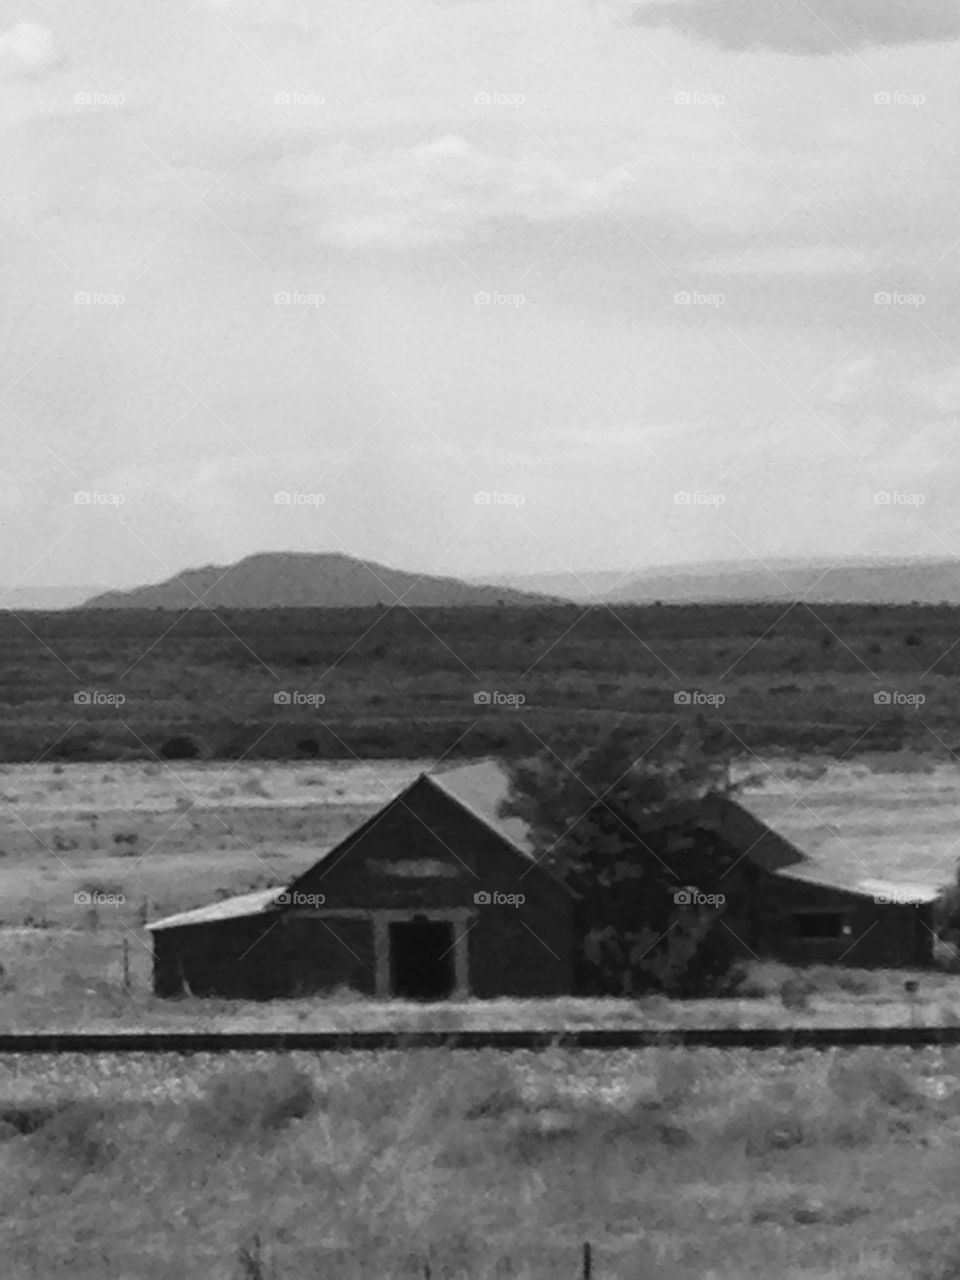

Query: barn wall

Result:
[152,915,291,998]
[748,872,933,968]
[279,916,377,995]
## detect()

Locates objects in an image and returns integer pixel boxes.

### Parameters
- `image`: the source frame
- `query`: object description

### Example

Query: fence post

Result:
[122,936,130,992]
[582,1241,592,1279]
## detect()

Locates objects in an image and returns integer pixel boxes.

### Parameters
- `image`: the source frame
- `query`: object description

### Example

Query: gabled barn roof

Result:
[426,759,536,858]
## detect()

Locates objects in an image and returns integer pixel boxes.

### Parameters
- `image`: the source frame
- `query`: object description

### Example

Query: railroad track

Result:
[0,1026,959,1052]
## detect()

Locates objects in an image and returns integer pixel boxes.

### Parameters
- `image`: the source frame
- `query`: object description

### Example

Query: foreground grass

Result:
[1,1047,960,1277]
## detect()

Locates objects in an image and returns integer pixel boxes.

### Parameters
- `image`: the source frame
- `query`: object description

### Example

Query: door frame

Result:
[285,907,474,997]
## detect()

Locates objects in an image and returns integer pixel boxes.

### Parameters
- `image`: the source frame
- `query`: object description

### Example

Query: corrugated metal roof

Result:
[774,865,941,902]
[741,784,952,899]
[146,887,283,932]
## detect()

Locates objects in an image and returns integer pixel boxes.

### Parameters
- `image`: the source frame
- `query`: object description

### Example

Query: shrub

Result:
[190,1064,318,1143]
[160,736,200,760]
[828,1057,926,1112]
[33,1101,117,1170]
[780,974,816,1011]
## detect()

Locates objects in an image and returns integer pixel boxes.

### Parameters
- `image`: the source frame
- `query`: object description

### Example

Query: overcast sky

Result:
[2,0,960,589]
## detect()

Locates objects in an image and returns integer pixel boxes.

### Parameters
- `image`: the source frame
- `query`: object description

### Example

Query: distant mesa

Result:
[493,558,960,607]
[31,553,960,612]
[79,552,566,610]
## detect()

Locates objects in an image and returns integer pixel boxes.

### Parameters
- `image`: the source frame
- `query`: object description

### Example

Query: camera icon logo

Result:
[674,91,692,105]
[274,691,291,705]
[274,291,291,304]
[874,291,892,305]
[673,888,694,905]
[874,691,891,705]
[474,291,491,305]
[874,91,892,105]
[474,691,491,705]
[474,891,491,905]
[674,291,692,305]
[274,892,291,905]
[474,91,492,105]
[674,691,691,705]
[74,690,91,705]
[74,891,91,905]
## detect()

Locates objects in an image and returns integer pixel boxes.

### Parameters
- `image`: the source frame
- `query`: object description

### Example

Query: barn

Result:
[147,760,937,999]
[148,762,580,1000]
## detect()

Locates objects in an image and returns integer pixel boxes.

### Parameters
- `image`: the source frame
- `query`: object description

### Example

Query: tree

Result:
[501,722,752,996]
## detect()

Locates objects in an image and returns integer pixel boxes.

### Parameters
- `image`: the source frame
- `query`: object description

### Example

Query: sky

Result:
[2,0,960,590]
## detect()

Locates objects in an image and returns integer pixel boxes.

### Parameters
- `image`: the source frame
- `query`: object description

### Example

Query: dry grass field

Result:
[1,1046,960,1278]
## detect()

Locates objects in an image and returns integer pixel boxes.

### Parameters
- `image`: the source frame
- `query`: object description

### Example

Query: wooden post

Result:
[582,1241,592,1279]
[122,936,131,992]
[905,979,919,1028]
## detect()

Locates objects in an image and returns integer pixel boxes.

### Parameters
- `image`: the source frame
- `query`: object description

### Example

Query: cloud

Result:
[910,368,960,415]
[203,0,313,28]
[275,134,638,249]
[631,0,960,55]
[0,23,58,77]
[686,245,884,277]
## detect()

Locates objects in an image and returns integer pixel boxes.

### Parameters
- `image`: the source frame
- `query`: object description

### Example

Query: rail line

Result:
[0,1026,958,1052]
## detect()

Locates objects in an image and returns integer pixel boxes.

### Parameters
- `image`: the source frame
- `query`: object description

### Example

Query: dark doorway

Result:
[389,917,456,1000]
